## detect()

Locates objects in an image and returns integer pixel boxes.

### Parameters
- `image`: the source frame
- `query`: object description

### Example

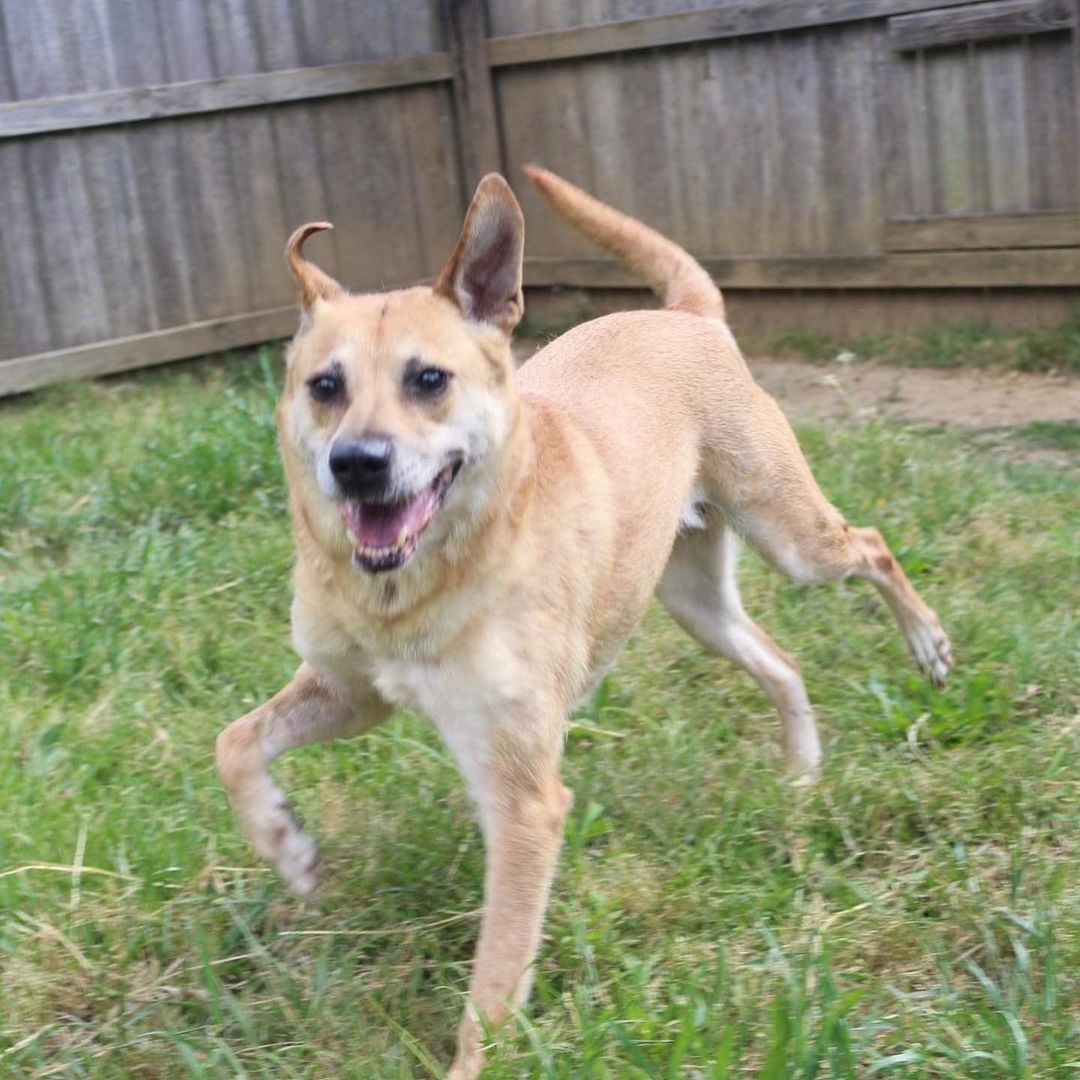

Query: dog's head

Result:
[278,175,525,575]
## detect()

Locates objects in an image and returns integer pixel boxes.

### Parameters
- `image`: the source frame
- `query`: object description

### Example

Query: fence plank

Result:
[820,23,882,252]
[0,143,56,356]
[886,210,1080,248]
[777,31,828,253]
[496,59,596,257]
[1024,30,1080,209]
[926,46,977,213]
[979,40,1031,210]
[889,0,1074,51]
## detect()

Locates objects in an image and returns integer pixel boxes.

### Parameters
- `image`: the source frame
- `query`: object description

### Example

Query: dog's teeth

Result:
[396,526,408,548]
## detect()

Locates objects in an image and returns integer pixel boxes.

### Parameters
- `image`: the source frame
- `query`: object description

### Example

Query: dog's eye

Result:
[409,366,451,398]
[308,372,343,403]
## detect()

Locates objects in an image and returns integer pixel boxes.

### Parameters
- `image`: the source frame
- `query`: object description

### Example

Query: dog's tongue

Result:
[341,491,434,549]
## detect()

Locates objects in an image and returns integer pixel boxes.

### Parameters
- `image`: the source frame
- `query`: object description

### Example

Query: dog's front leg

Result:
[216,663,391,896]
[446,731,572,1080]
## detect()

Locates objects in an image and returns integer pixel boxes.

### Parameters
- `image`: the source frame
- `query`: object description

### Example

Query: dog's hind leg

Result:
[216,664,391,896]
[658,520,821,781]
[702,394,953,687]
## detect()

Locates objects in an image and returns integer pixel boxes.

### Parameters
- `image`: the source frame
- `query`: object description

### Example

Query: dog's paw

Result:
[271,808,320,898]
[786,743,821,787]
[907,615,953,688]
[789,764,821,788]
[784,715,822,786]
[243,791,320,898]
[447,1055,481,1080]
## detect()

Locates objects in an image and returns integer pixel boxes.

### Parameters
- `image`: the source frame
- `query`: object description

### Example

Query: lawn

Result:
[1,347,1077,1078]
[762,306,1080,375]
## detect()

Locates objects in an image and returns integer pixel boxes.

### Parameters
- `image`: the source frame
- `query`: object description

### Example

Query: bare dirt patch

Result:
[745,357,1080,431]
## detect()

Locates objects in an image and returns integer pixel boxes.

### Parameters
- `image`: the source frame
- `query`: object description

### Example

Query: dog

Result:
[215,166,952,1077]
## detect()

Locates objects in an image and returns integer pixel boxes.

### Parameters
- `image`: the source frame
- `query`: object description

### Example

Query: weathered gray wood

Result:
[886,210,1080,248]
[0,0,466,383]
[0,142,56,357]
[0,53,453,137]
[206,4,288,313]
[889,0,1074,51]
[966,40,992,210]
[443,0,503,192]
[496,59,595,258]
[882,24,1074,219]
[502,23,888,260]
[487,0,982,68]
[0,306,301,397]
[522,249,1080,288]
[927,46,976,213]
[979,39,1032,210]
[903,51,936,215]
[1074,0,1080,217]
[881,43,913,219]
[2,0,1078,395]
[396,85,469,271]
[1024,30,1080,209]
[161,11,252,324]
[488,0,756,37]
[820,23,882,252]
[874,20,907,237]
[778,30,828,253]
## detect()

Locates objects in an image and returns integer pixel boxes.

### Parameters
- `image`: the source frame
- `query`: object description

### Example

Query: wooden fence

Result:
[1,0,1078,395]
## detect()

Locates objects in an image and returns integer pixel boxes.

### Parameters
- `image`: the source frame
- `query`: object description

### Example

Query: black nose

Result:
[329,437,393,496]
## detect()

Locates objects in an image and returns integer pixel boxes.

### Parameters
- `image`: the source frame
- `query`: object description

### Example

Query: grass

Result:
[1013,422,1080,454]
[1,347,1078,1078]
[765,306,1080,375]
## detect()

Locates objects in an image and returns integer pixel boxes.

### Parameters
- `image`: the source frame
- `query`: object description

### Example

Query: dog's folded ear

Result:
[286,222,344,312]
[434,174,524,333]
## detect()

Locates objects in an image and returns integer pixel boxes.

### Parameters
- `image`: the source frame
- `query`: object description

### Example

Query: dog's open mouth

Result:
[340,460,462,573]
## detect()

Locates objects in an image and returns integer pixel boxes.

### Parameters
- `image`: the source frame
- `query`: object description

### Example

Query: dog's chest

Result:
[371,655,447,715]
[371,639,531,806]
[371,629,522,719]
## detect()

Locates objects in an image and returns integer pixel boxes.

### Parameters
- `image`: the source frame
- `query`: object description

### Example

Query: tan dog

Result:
[216,167,952,1077]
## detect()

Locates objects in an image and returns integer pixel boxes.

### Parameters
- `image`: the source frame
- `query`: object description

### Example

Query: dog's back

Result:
[518,165,750,437]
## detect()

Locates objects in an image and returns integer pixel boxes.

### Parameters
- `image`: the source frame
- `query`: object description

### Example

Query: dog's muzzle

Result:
[330,439,464,573]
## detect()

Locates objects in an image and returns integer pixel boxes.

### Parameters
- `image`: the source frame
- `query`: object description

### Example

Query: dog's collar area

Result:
[341,458,462,573]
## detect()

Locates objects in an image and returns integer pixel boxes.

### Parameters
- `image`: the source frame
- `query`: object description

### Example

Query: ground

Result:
[1,343,1077,1078]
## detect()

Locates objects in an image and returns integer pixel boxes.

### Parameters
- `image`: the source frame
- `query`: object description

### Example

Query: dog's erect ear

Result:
[286,222,343,311]
[434,174,524,333]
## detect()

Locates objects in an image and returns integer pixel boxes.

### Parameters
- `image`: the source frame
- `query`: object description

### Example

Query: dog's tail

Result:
[523,165,724,320]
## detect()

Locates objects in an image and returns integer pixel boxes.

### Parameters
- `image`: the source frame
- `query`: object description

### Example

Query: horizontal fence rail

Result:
[487,0,985,66]
[888,0,1074,49]
[0,54,454,138]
